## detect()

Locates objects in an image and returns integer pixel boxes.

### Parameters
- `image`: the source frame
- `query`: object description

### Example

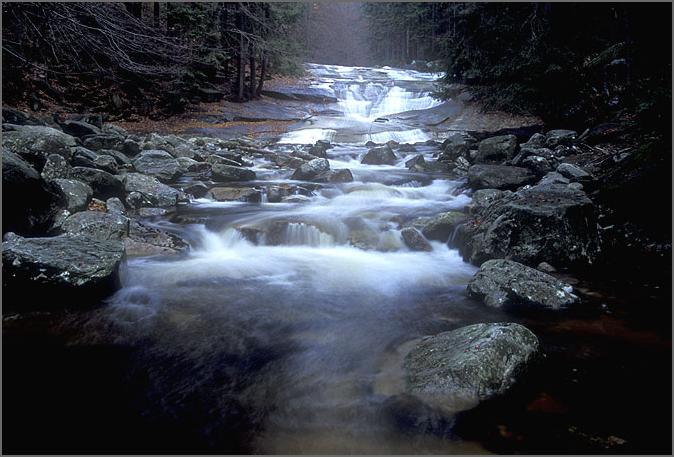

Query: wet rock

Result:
[176,157,211,175]
[545,129,577,148]
[476,135,518,163]
[459,183,600,267]
[323,168,354,183]
[521,155,553,176]
[70,167,124,200]
[467,259,578,310]
[122,173,186,208]
[137,207,169,217]
[404,323,539,410]
[2,233,125,308]
[440,132,477,161]
[211,163,256,182]
[182,181,209,198]
[557,163,593,183]
[132,150,181,182]
[93,155,119,174]
[290,158,330,180]
[421,211,467,242]
[3,150,66,235]
[207,154,243,167]
[398,143,418,153]
[2,125,76,169]
[61,120,101,138]
[308,140,331,158]
[41,153,72,181]
[209,187,262,203]
[51,179,93,212]
[282,195,312,203]
[361,145,397,165]
[61,210,129,241]
[124,220,189,257]
[71,147,100,168]
[405,154,426,171]
[467,189,510,215]
[401,227,433,251]
[82,133,125,152]
[106,197,126,215]
[467,164,535,191]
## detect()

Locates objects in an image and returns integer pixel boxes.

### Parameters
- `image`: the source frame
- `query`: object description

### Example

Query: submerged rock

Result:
[361,145,397,165]
[404,323,539,410]
[2,233,125,308]
[467,259,578,310]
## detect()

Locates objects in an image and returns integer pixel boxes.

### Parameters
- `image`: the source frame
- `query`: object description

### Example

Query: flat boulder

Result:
[61,210,129,241]
[459,183,600,267]
[361,145,397,165]
[467,259,578,310]
[404,323,539,411]
[132,150,181,182]
[61,120,101,138]
[211,163,256,182]
[476,134,518,163]
[122,173,187,208]
[2,233,125,308]
[467,164,535,190]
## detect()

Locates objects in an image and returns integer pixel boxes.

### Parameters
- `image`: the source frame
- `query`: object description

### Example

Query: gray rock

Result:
[61,120,101,138]
[440,133,477,162]
[211,163,256,182]
[476,135,518,163]
[70,167,124,200]
[361,145,397,165]
[123,138,141,156]
[556,163,593,183]
[3,150,66,235]
[124,220,189,257]
[209,187,262,203]
[308,140,330,158]
[122,173,186,208]
[459,183,600,267]
[538,171,570,186]
[83,134,125,152]
[545,129,577,148]
[71,147,100,168]
[106,197,126,215]
[420,211,467,242]
[521,155,553,176]
[2,125,76,169]
[468,189,510,214]
[323,168,354,183]
[51,179,93,212]
[176,157,211,175]
[291,158,330,180]
[182,181,209,198]
[404,323,539,410]
[467,259,578,309]
[206,154,242,167]
[537,261,557,273]
[405,154,426,171]
[61,210,129,241]
[401,227,433,251]
[467,164,536,190]
[93,155,119,174]
[132,150,181,182]
[567,182,584,191]
[41,153,72,181]
[2,233,125,307]
[521,133,546,148]
[398,143,418,153]
[98,149,132,166]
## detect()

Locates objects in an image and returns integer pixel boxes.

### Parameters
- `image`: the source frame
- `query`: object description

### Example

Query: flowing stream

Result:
[5,64,670,454]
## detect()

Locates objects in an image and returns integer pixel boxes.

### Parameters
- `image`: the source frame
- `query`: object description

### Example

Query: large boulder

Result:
[132,150,181,182]
[70,167,124,200]
[290,158,330,180]
[361,145,397,165]
[404,323,539,411]
[123,220,189,257]
[122,173,186,208]
[476,135,518,163]
[2,125,76,169]
[2,233,125,308]
[420,211,467,242]
[467,164,536,191]
[82,134,125,152]
[467,259,578,310]
[2,150,66,235]
[51,179,94,212]
[61,120,101,138]
[459,183,600,267]
[211,163,256,182]
[440,132,476,161]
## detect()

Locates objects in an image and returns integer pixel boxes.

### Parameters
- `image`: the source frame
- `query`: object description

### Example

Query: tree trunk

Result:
[256,55,266,97]
[249,52,256,99]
